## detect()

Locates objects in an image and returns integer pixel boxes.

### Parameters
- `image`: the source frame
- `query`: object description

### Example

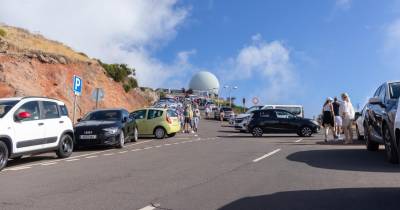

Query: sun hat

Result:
[327,97,333,101]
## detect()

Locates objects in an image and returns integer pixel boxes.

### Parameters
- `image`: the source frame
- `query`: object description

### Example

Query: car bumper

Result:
[75,133,120,147]
[166,124,181,134]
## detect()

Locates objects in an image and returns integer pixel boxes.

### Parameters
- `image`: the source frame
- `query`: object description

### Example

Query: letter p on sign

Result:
[73,75,83,95]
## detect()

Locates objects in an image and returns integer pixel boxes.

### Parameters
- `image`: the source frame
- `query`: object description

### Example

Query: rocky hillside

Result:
[0,24,157,118]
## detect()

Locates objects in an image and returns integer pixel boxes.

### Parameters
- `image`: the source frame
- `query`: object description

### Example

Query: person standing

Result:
[205,105,210,119]
[339,93,355,144]
[219,108,225,123]
[332,97,342,140]
[183,104,193,133]
[322,97,335,142]
[193,105,201,133]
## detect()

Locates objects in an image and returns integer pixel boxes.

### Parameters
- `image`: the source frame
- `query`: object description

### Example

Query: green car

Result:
[130,108,181,139]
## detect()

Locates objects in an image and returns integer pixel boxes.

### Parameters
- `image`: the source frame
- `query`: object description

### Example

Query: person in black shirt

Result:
[332,97,342,140]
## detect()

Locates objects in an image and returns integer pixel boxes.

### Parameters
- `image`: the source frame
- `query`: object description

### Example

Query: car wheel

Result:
[252,127,263,137]
[167,133,176,138]
[133,127,138,142]
[116,132,125,148]
[364,123,379,151]
[299,126,313,137]
[155,127,166,139]
[383,125,399,164]
[0,141,9,171]
[56,134,74,158]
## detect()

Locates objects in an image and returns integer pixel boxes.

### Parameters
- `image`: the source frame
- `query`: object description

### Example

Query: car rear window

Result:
[148,109,163,119]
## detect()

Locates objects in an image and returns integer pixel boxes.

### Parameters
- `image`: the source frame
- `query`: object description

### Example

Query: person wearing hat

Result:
[332,97,342,140]
[322,97,335,142]
[339,93,355,144]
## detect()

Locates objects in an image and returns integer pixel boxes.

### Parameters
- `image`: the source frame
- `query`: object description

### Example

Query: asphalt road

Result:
[1,119,400,210]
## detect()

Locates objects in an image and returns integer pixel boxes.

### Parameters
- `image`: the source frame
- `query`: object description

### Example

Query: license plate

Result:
[80,135,97,139]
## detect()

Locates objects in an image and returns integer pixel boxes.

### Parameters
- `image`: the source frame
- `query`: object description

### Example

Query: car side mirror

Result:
[77,118,82,122]
[369,97,382,105]
[16,111,31,121]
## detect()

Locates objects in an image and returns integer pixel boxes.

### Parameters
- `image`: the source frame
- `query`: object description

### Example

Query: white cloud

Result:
[222,34,297,103]
[0,0,189,88]
[336,0,352,10]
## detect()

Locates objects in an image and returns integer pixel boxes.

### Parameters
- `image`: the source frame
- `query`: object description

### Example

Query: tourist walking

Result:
[205,105,211,119]
[339,93,355,144]
[332,97,342,140]
[322,97,335,142]
[193,105,201,132]
[183,104,193,133]
[219,108,225,123]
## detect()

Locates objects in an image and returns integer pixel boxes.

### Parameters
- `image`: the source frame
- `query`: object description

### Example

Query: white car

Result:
[234,106,264,132]
[355,105,367,140]
[0,97,74,171]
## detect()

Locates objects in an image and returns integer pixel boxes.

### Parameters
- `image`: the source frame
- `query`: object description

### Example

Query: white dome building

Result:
[188,71,220,95]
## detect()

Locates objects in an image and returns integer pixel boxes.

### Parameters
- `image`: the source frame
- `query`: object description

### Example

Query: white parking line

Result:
[164,143,172,146]
[40,162,57,166]
[103,153,114,156]
[138,205,155,210]
[131,149,142,152]
[5,166,32,171]
[143,147,153,150]
[66,159,80,162]
[155,145,162,148]
[252,149,281,163]
[295,139,303,143]
[118,151,128,154]
[85,155,97,159]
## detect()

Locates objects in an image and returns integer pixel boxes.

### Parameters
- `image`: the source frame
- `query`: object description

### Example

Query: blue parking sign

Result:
[73,75,82,95]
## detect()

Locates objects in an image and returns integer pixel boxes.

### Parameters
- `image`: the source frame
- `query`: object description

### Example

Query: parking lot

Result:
[1,118,399,210]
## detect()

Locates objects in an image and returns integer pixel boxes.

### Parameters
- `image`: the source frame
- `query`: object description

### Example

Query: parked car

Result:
[355,105,367,140]
[130,108,180,139]
[0,97,74,171]
[263,105,304,118]
[395,101,400,146]
[364,81,400,163]
[247,109,320,137]
[214,107,235,121]
[74,109,138,148]
[234,106,264,132]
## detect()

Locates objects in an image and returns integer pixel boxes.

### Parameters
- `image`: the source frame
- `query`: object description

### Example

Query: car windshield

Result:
[83,110,122,121]
[0,100,19,118]
[222,107,232,111]
[389,82,400,99]
[246,106,261,114]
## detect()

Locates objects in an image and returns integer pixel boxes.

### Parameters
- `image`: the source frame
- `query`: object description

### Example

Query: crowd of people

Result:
[321,92,355,144]
[175,102,201,134]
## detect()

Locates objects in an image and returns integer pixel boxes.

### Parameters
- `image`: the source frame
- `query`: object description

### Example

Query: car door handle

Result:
[59,121,64,124]
[38,122,44,126]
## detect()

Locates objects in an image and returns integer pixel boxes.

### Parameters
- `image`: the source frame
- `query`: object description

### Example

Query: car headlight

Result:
[103,127,119,135]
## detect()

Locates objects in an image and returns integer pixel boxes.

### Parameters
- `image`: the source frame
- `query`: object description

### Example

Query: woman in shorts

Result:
[322,97,335,142]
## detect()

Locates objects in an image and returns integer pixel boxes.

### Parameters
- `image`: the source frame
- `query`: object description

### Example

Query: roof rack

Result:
[21,96,61,101]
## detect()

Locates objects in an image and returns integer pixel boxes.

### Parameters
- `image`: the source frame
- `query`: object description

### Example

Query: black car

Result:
[364,81,400,163]
[247,109,320,137]
[74,109,138,148]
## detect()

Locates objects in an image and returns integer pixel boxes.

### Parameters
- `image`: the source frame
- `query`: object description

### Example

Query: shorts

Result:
[334,116,342,127]
[342,116,352,128]
[185,117,191,124]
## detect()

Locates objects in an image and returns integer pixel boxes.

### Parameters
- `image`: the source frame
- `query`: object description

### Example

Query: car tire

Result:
[132,127,138,142]
[356,125,364,140]
[252,127,263,137]
[364,123,379,151]
[116,132,125,149]
[0,141,9,171]
[299,126,313,137]
[155,127,166,139]
[56,134,74,158]
[383,125,399,164]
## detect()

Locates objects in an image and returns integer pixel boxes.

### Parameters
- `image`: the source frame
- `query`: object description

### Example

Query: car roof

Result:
[0,96,65,105]
[91,108,126,112]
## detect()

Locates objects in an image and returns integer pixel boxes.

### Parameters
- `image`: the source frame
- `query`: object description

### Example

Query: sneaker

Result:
[191,131,195,134]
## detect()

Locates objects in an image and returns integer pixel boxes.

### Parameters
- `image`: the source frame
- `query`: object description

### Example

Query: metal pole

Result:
[72,94,77,124]
[229,88,232,108]
[95,88,99,109]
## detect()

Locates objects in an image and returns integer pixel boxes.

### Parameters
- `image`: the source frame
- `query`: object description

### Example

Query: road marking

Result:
[173,142,180,145]
[131,149,142,152]
[5,166,32,171]
[118,151,128,154]
[103,153,114,156]
[138,205,155,210]
[155,145,162,148]
[252,149,281,163]
[143,147,153,150]
[164,143,172,146]
[66,159,80,162]
[295,139,303,143]
[40,162,57,166]
[85,155,97,159]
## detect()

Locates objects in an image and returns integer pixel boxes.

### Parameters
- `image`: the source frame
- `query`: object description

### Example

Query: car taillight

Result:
[166,116,172,124]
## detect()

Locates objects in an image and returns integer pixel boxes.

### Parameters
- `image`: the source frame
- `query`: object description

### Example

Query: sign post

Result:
[242,98,246,113]
[72,75,83,123]
[91,88,104,109]
[252,97,259,105]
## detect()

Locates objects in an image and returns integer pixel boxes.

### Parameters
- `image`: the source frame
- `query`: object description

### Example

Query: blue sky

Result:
[1,0,400,117]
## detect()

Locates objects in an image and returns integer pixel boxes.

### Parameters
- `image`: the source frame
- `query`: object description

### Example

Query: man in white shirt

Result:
[339,93,355,144]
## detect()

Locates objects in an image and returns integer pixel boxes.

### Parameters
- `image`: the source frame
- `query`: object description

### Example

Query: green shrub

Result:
[99,60,139,93]
[123,84,131,92]
[0,28,6,37]
[126,77,138,89]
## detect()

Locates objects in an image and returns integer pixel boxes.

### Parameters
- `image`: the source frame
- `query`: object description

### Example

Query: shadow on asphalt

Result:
[218,188,400,210]
[7,155,56,167]
[217,135,301,139]
[316,140,365,146]
[287,149,400,172]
